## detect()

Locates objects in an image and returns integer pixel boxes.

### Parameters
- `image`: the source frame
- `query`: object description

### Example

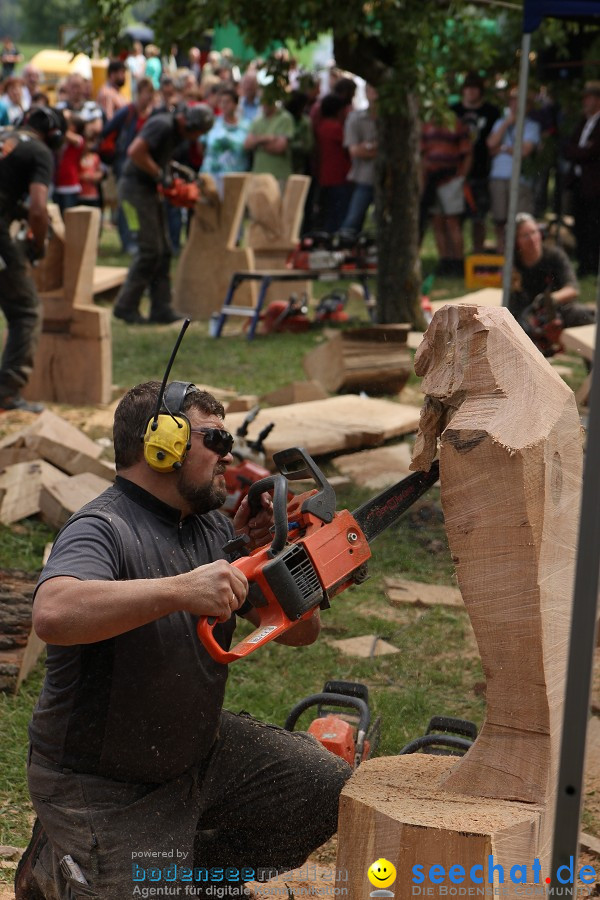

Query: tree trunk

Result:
[375,94,423,326]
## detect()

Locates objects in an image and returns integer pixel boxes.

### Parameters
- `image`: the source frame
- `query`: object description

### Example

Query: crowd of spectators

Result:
[0,35,599,285]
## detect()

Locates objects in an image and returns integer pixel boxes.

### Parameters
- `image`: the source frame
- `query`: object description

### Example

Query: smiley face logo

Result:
[368,858,397,889]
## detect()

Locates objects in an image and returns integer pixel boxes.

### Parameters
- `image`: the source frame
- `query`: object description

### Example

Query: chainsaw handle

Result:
[246,473,289,555]
[284,693,370,735]
[272,447,336,523]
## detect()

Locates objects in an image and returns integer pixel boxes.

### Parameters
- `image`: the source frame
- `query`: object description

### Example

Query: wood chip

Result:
[384,577,464,609]
[329,634,400,657]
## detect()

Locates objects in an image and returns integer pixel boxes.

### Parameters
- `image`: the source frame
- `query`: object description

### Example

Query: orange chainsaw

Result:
[197,447,439,663]
[158,162,218,209]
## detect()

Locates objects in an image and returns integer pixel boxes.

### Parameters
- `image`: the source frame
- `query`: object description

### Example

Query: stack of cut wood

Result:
[303,324,412,394]
[0,410,114,530]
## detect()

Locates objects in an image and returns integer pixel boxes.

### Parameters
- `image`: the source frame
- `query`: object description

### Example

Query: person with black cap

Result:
[451,71,500,253]
[113,102,214,324]
[564,80,600,277]
[0,105,66,412]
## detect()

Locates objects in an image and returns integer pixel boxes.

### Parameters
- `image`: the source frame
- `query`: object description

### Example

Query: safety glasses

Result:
[189,426,234,457]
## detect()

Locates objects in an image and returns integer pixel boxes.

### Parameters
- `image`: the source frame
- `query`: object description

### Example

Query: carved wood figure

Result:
[336,305,583,897]
[23,207,112,405]
[174,173,256,319]
[245,173,312,301]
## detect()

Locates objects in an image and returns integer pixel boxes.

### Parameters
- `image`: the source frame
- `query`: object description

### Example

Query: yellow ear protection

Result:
[142,381,195,472]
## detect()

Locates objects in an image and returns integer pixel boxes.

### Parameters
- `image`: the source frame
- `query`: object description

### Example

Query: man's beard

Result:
[177,464,227,514]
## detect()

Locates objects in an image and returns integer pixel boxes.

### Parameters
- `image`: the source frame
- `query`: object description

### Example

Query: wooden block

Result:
[4,411,109,479]
[562,324,596,362]
[0,460,65,525]
[226,396,421,464]
[63,206,101,307]
[303,326,412,394]
[39,472,112,530]
[33,203,65,294]
[384,576,463,609]
[223,395,259,414]
[23,319,112,405]
[260,381,329,407]
[15,628,46,691]
[92,264,128,296]
[413,304,581,810]
[0,447,40,468]
[333,443,414,489]
[337,755,547,900]
[329,634,400,657]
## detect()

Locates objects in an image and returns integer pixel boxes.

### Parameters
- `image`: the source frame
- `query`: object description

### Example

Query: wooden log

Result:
[174,174,256,318]
[303,325,412,394]
[39,472,113,530]
[412,304,582,807]
[0,570,42,694]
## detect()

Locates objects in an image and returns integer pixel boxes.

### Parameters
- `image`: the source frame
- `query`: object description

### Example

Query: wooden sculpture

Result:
[173,173,256,319]
[336,305,583,896]
[23,207,112,405]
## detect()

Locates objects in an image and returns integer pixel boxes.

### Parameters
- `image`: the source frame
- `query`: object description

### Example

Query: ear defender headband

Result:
[140,319,194,472]
[143,381,196,472]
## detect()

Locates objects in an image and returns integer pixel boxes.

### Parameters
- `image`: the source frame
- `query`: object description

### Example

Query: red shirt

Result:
[316,118,350,186]
[79,151,102,200]
[56,136,85,190]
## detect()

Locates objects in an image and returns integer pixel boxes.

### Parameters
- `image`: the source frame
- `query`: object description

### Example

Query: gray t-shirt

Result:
[510,245,577,319]
[344,108,377,185]
[121,112,182,186]
[29,477,237,783]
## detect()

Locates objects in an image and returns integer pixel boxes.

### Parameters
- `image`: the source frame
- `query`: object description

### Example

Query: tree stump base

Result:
[337,755,549,899]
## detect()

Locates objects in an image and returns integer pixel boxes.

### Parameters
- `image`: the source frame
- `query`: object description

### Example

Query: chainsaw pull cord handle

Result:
[246,473,289,556]
[272,447,336,524]
[284,693,371,735]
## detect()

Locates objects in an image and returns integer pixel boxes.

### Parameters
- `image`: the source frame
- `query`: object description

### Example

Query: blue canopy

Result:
[524,0,600,32]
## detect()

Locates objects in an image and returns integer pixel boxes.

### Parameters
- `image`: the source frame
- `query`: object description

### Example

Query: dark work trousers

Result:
[572,181,600,276]
[114,176,174,319]
[26,711,352,899]
[0,226,42,396]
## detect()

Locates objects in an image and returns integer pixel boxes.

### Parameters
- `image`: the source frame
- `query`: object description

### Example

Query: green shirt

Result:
[249,107,295,182]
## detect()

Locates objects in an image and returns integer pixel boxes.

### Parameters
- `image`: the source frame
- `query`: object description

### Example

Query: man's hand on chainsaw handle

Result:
[233,491,274,551]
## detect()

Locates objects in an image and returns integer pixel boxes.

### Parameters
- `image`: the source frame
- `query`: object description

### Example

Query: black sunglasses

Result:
[189,426,234,457]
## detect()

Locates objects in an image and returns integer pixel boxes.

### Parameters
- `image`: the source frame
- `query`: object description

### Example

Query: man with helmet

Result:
[0,105,65,412]
[113,102,214,324]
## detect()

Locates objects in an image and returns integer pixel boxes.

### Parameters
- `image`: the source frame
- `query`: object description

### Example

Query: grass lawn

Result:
[0,222,596,872]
